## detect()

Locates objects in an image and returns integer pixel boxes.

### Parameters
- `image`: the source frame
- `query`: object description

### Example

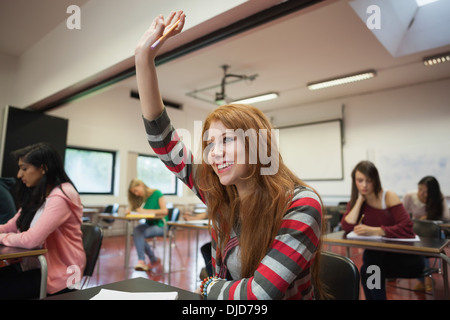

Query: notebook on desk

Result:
[184,219,208,225]
[126,212,156,219]
[346,231,420,242]
[90,289,178,300]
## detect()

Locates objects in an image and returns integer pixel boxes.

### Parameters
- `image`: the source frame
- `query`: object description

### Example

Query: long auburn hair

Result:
[418,176,444,220]
[196,104,325,296]
[127,178,156,211]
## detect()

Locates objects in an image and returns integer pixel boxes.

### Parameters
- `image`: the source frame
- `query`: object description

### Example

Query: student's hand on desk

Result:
[135,208,155,214]
[354,225,385,236]
[183,212,195,221]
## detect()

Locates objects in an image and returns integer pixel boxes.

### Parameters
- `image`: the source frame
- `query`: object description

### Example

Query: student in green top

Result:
[128,178,168,271]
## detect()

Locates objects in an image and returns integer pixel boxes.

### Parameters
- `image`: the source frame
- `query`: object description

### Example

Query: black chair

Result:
[413,219,443,238]
[150,207,185,267]
[101,203,119,224]
[325,207,341,233]
[80,223,103,288]
[315,251,360,300]
[390,219,442,296]
[150,208,181,246]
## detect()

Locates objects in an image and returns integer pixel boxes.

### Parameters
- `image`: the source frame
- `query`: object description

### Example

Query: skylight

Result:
[416,0,440,7]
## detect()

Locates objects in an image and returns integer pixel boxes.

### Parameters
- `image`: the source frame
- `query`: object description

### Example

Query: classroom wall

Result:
[47,82,209,208]
[267,77,450,205]
[48,76,450,208]
[1,0,246,166]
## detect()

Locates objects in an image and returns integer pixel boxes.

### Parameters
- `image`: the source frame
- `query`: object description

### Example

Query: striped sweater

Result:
[143,108,322,300]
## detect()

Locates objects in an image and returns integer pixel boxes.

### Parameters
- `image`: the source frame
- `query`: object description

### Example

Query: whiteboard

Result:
[376,144,450,196]
[278,120,343,181]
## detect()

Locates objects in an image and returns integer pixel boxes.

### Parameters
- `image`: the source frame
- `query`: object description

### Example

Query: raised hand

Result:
[135,10,185,63]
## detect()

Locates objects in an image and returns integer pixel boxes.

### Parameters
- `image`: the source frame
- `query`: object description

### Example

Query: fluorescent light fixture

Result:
[416,0,440,7]
[423,52,450,66]
[307,70,376,91]
[231,92,279,104]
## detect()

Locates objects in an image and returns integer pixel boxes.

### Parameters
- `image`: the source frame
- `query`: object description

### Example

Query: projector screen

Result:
[278,120,343,181]
[1,106,68,177]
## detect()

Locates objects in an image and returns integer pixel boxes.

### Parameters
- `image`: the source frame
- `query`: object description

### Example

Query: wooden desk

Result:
[44,276,200,300]
[97,213,167,272]
[0,245,48,299]
[323,231,450,299]
[167,220,209,285]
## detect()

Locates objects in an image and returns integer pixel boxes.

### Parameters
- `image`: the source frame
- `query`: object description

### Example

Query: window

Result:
[137,154,178,195]
[65,147,116,194]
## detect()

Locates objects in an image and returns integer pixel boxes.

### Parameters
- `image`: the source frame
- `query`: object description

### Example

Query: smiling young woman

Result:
[135,10,326,300]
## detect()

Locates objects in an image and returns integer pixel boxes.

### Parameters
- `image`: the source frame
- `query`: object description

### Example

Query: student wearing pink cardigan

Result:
[0,143,85,299]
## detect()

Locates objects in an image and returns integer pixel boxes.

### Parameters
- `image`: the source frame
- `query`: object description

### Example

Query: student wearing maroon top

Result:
[341,161,425,300]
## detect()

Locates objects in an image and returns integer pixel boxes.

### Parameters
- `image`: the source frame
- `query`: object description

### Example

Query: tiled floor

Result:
[87,229,449,300]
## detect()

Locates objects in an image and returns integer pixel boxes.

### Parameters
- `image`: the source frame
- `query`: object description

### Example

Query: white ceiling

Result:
[128,0,450,113]
[1,0,450,114]
[0,0,89,56]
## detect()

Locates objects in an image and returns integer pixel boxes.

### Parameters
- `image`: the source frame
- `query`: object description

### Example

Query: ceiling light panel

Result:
[307,70,376,90]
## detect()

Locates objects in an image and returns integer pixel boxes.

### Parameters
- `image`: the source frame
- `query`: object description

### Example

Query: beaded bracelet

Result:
[200,276,218,298]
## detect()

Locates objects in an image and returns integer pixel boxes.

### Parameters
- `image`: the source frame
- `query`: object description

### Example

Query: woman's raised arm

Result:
[134,10,185,121]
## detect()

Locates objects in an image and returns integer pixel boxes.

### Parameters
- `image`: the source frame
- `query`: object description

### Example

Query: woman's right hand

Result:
[134,10,185,121]
[356,192,366,204]
[135,10,185,64]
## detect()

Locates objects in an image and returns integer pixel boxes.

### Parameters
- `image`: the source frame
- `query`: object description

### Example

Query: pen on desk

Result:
[151,20,180,49]
[357,214,365,225]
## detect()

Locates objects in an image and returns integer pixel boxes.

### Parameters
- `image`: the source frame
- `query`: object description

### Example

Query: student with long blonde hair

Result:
[134,11,325,299]
[127,178,168,271]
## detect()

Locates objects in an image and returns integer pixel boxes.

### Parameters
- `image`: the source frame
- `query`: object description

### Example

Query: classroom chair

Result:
[314,250,360,300]
[80,223,103,289]
[101,203,119,224]
[389,219,442,297]
[150,207,186,268]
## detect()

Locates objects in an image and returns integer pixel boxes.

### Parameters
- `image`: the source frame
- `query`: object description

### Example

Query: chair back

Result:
[104,203,119,213]
[325,207,341,232]
[102,203,119,224]
[315,251,360,300]
[413,219,442,239]
[81,223,103,277]
[168,207,180,222]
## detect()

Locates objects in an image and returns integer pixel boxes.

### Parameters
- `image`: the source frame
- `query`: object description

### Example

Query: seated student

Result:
[134,11,326,300]
[403,176,449,221]
[340,160,425,300]
[0,143,86,299]
[127,178,168,271]
[403,175,449,292]
[0,177,17,224]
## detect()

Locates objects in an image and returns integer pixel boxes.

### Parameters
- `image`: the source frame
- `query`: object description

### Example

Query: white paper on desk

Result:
[90,289,178,300]
[346,231,420,242]
[382,235,420,242]
[346,231,382,240]
[184,219,208,225]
